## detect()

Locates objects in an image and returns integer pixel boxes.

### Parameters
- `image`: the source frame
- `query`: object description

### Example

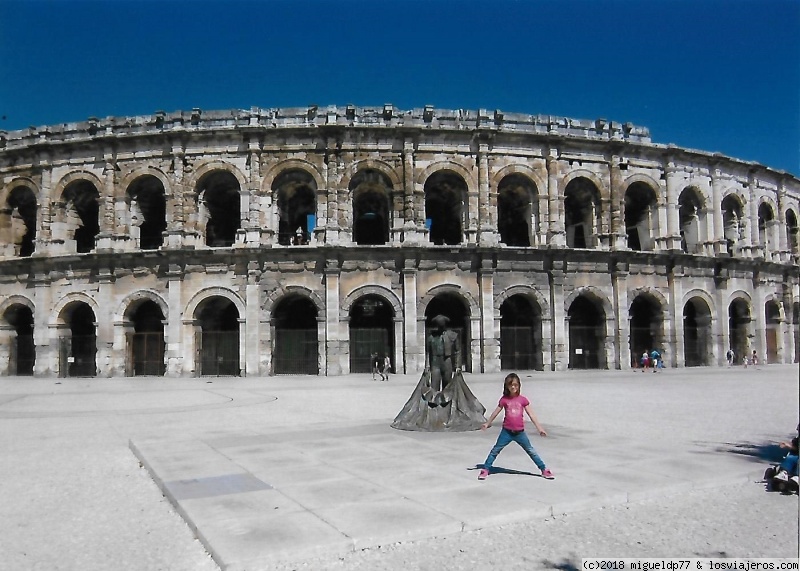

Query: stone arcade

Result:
[0,105,798,377]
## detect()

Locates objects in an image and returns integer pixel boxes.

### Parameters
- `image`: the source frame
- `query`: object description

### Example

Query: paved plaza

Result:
[1,365,798,570]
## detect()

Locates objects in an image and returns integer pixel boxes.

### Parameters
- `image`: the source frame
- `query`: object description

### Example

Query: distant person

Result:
[726,349,734,366]
[649,348,661,373]
[381,355,391,381]
[640,351,650,372]
[371,352,380,381]
[751,350,759,366]
[478,373,553,481]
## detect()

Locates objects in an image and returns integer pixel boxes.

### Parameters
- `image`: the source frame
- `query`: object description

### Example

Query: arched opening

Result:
[794,302,800,363]
[60,303,96,377]
[568,295,605,369]
[497,174,536,247]
[127,175,167,250]
[7,186,37,257]
[274,170,316,246]
[721,194,745,256]
[758,203,775,254]
[196,297,240,376]
[424,170,466,245]
[351,170,391,245]
[197,171,240,247]
[63,180,100,253]
[4,304,34,375]
[349,295,394,373]
[564,177,601,249]
[624,182,658,251]
[765,301,780,364]
[629,294,664,367]
[273,296,318,374]
[500,294,542,370]
[728,298,751,364]
[683,298,712,366]
[786,210,799,255]
[127,300,165,376]
[425,293,471,373]
[678,187,706,254]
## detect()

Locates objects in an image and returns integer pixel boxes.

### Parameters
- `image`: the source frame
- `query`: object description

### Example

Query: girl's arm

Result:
[524,404,547,436]
[481,406,503,430]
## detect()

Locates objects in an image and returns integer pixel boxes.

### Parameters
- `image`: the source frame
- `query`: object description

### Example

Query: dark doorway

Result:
[63,181,100,253]
[127,300,165,376]
[197,297,240,376]
[274,170,316,245]
[568,295,605,369]
[349,295,394,372]
[63,303,97,377]
[765,301,780,364]
[425,171,465,245]
[7,186,37,257]
[728,299,751,364]
[199,172,241,247]
[624,182,658,251]
[425,293,471,372]
[5,304,34,375]
[564,178,600,249]
[128,175,167,250]
[500,295,543,370]
[497,175,535,247]
[351,170,391,245]
[683,298,712,366]
[678,187,705,254]
[629,295,663,367]
[274,296,319,374]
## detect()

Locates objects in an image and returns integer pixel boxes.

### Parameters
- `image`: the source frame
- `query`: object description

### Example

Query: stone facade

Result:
[0,105,798,377]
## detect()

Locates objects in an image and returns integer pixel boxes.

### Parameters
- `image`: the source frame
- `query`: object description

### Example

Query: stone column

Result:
[715,276,729,366]
[477,142,498,245]
[548,264,567,370]
[776,179,789,262]
[612,260,629,370]
[479,257,499,372]
[747,170,759,257]
[246,140,262,245]
[96,156,116,252]
[245,261,260,376]
[609,155,626,250]
[710,168,726,256]
[324,259,343,374]
[165,143,187,249]
[166,264,184,376]
[402,138,421,244]
[96,268,114,376]
[324,143,340,245]
[0,325,15,375]
[32,272,53,376]
[667,264,684,368]
[782,284,796,364]
[664,161,683,251]
[546,152,565,246]
[751,278,765,364]
[402,260,421,372]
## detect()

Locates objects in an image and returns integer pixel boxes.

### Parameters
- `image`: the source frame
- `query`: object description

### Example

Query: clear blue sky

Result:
[1,0,798,175]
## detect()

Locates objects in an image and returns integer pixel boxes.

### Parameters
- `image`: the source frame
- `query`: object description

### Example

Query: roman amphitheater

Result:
[0,105,797,378]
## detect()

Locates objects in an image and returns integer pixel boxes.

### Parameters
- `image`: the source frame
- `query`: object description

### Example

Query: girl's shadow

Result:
[469,465,540,477]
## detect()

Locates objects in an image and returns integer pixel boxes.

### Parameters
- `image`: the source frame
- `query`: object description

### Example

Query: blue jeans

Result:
[483,428,546,471]
[780,454,799,477]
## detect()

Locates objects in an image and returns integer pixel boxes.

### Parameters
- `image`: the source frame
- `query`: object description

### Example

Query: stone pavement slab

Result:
[129,365,798,569]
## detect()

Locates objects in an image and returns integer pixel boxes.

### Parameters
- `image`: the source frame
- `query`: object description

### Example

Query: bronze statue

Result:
[392,314,486,431]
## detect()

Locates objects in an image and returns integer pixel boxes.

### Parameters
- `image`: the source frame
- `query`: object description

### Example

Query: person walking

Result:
[381,354,391,381]
[478,373,553,481]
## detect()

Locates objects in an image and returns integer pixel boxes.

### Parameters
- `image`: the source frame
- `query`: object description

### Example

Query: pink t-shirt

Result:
[499,395,529,432]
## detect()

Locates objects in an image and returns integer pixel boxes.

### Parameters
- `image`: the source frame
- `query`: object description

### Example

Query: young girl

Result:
[478,373,554,480]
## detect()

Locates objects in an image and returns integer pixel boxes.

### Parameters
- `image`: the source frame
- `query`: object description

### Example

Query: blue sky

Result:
[1,0,798,175]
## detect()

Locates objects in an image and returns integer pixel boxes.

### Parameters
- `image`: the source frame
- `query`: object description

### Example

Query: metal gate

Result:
[59,335,96,377]
[126,332,165,376]
[274,329,318,374]
[350,328,390,373]
[9,335,35,376]
[500,326,540,370]
[569,325,601,369]
[198,331,240,376]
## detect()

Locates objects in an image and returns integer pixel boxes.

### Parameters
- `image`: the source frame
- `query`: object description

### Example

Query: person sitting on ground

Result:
[765,425,799,494]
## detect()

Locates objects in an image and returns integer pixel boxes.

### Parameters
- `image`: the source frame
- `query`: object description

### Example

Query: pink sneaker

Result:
[541,468,554,480]
[478,469,489,480]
